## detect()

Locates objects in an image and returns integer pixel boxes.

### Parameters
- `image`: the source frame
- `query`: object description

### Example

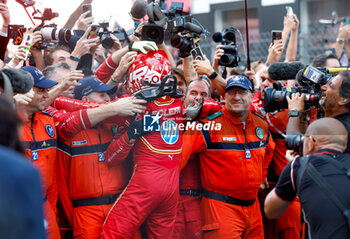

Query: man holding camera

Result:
[264,117,350,238]
[287,70,350,152]
[181,75,275,239]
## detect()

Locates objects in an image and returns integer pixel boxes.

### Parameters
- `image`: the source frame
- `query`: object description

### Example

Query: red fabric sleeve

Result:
[45,106,92,140]
[94,55,119,83]
[105,132,135,166]
[197,99,222,119]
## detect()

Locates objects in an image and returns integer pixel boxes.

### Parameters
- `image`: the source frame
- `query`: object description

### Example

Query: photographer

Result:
[287,70,350,153]
[264,117,350,239]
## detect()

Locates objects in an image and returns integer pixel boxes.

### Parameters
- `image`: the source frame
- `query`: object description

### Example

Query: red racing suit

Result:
[20,111,60,239]
[181,107,275,239]
[102,96,184,239]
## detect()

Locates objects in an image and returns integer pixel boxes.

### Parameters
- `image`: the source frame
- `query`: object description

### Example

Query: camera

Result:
[212,28,240,67]
[264,82,321,112]
[285,133,304,155]
[141,23,164,44]
[220,45,240,67]
[97,21,130,49]
[297,66,332,89]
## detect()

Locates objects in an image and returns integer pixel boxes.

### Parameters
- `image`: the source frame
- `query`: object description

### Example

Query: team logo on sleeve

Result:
[45,125,55,138]
[256,127,264,140]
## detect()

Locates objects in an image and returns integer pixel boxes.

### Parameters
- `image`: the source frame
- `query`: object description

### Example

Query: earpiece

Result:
[342,98,347,102]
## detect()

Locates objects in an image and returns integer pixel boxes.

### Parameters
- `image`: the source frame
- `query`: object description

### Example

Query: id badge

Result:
[245,149,251,159]
[98,152,105,162]
[32,150,39,160]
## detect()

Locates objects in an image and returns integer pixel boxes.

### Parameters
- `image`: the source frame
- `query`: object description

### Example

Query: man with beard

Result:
[287,70,350,152]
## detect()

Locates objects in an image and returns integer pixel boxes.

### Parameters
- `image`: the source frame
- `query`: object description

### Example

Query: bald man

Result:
[264,118,350,239]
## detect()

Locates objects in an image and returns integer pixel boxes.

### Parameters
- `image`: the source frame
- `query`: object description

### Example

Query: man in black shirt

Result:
[264,118,350,239]
[287,70,350,153]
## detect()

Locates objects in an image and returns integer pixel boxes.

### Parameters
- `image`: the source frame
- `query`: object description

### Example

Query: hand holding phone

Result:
[87,25,99,39]
[286,6,294,17]
[271,30,282,45]
[190,46,204,61]
[21,34,33,60]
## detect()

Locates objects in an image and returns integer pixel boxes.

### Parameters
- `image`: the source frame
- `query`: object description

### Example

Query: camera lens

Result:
[285,134,304,154]
[100,34,114,49]
[224,31,235,42]
[40,27,71,43]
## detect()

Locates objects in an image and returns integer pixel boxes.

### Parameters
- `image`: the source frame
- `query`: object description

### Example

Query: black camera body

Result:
[285,133,305,156]
[220,45,240,67]
[212,28,240,67]
[264,82,321,112]
[97,21,130,49]
[141,23,164,44]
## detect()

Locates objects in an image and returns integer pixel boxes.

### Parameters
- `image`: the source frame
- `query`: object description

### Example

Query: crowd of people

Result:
[0,0,350,239]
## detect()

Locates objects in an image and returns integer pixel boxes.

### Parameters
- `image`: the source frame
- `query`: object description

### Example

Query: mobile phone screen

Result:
[82,4,92,18]
[190,46,204,61]
[271,30,282,45]
[87,25,99,39]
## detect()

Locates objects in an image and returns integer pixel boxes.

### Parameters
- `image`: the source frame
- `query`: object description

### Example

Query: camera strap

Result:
[296,155,350,230]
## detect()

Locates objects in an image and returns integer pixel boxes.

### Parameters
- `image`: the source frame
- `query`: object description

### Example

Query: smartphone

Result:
[285,6,294,17]
[190,46,204,61]
[271,30,282,45]
[343,17,350,26]
[87,25,99,39]
[82,4,92,18]
[21,34,33,60]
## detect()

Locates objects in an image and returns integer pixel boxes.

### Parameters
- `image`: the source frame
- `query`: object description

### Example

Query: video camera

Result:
[8,8,71,49]
[144,1,207,58]
[93,21,131,49]
[264,66,335,112]
[285,133,305,156]
[264,82,321,112]
[212,27,240,67]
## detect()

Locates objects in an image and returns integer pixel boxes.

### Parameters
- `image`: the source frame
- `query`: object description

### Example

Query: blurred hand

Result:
[213,45,224,72]
[106,34,122,54]
[77,11,94,31]
[7,45,26,68]
[116,51,137,76]
[193,56,213,76]
[291,14,300,32]
[111,97,147,116]
[338,22,350,39]
[59,70,84,92]
[185,97,203,121]
[285,150,298,162]
[14,89,34,105]
[94,45,106,64]
[287,92,305,111]
[71,27,100,57]
[0,3,10,26]
[283,15,294,32]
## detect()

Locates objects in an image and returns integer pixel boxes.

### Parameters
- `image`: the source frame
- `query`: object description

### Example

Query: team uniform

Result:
[174,154,203,239]
[181,107,275,239]
[102,96,184,238]
[21,111,61,239]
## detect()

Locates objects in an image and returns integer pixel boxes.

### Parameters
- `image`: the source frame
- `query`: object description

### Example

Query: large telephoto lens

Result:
[40,27,71,43]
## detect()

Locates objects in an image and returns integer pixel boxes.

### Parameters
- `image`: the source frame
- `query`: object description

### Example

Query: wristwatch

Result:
[209,71,218,80]
[288,110,302,118]
[69,55,80,62]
